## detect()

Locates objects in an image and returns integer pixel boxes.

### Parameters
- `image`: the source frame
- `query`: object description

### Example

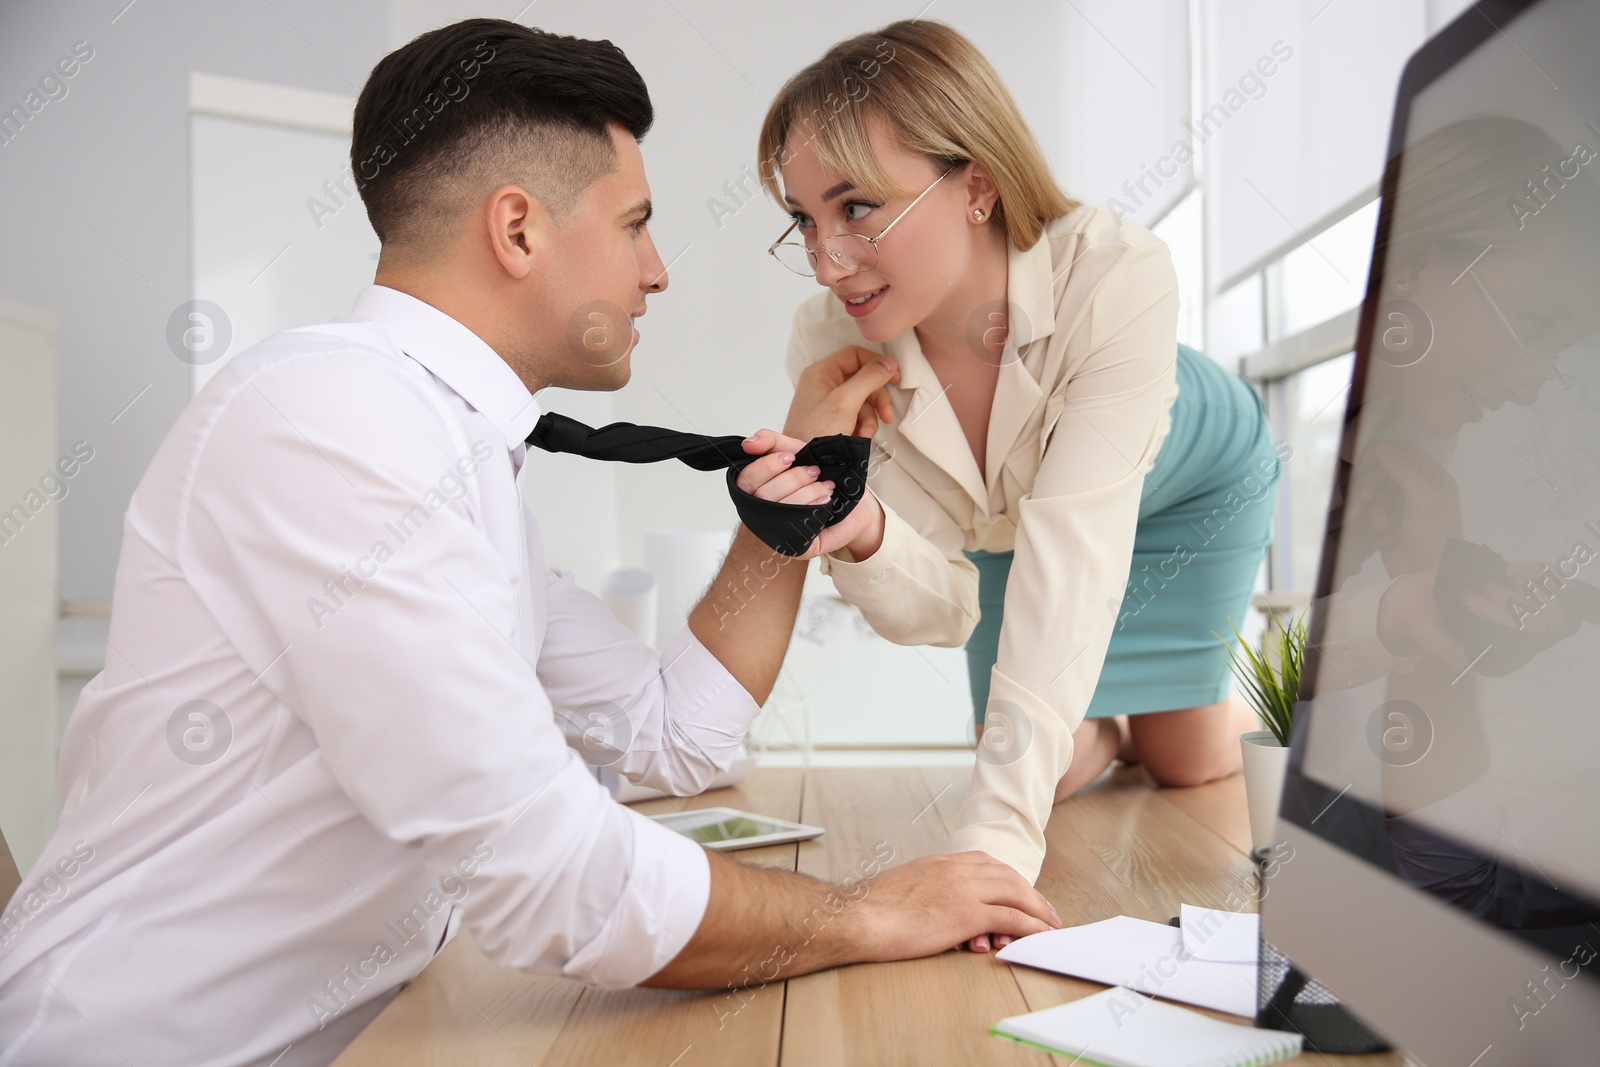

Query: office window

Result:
[1208,1,1427,288]
[1277,199,1379,337]
[1209,272,1266,371]
[1272,352,1354,593]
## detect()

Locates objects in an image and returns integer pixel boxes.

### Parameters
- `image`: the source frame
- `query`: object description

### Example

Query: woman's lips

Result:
[842,285,888,318]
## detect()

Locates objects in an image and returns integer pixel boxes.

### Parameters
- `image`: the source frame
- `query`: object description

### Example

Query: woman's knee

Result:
[1143,754,1224,789]
[1127,703,1242,787]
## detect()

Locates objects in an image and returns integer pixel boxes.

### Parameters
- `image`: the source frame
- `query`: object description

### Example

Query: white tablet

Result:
[648,806,825,851]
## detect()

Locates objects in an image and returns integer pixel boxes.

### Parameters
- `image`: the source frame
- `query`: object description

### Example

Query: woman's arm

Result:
[783,315,984,648]
[816,488,982,648]
[948,236,1181,884]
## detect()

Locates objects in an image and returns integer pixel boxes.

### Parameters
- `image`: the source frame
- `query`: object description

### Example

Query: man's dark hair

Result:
[351,18,653,254]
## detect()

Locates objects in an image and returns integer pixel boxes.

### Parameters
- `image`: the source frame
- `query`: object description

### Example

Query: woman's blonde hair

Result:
[756,19,1078,252]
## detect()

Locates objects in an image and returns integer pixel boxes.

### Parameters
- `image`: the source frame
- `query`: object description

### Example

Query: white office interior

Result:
[0,0,1478,876]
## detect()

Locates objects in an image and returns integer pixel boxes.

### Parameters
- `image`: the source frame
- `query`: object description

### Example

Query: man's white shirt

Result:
[0,284,757,1066]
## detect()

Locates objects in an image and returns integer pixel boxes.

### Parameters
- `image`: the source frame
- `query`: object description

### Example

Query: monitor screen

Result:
[1282,0,1600,962]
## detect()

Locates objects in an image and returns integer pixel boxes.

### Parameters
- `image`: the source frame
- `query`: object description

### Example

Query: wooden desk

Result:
[334,765,1407,1066]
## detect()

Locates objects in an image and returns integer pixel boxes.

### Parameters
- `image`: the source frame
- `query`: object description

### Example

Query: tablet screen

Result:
[679,815,785,844]
[648,807,823,850]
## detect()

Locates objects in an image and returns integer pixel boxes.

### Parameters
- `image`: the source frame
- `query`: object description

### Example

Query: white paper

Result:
[995,915,1259,1018]
[1179,905,1260,965]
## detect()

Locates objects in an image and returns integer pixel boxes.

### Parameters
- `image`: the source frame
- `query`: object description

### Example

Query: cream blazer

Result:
[784,203,1181,883]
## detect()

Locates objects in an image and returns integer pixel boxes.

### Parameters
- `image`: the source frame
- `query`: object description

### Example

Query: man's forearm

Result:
[640,848,875,990]
[641,841,1063,991]
[688,525,808,705]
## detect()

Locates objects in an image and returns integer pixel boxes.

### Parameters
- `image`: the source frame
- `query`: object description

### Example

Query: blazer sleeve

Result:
[947,236,1181,883]
[784,301,982,648]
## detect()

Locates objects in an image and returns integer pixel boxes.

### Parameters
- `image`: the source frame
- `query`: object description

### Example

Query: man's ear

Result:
[485,184,551,280]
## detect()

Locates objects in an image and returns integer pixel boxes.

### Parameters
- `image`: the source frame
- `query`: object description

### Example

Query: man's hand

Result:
[642,847,1059,989]
[853,851,1060,961]
[785,346,899,441]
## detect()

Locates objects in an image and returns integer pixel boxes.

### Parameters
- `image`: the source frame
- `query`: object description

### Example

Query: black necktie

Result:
[526,412,870,557]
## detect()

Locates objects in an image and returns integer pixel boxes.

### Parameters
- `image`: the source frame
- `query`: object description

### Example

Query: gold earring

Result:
[972,208,986,222]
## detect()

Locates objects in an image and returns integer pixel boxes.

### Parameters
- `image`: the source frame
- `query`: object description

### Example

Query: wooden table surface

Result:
[334,764,1409,1066]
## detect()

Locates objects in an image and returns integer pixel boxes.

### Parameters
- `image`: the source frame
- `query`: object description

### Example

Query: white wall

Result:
[188,111,381,394]
[0,297,59,870]
[0,0,392,603]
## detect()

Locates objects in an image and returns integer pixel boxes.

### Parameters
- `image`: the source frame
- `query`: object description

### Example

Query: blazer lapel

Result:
[884,331,989,508]
[982,230,1060,489]
[985,360,1043,491]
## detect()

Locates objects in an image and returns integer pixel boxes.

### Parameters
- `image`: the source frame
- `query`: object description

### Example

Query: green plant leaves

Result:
[1213,611,1306,747]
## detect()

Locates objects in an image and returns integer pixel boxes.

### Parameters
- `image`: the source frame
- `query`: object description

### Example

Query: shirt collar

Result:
[345,284,544,452]
[1002,223,1059,351]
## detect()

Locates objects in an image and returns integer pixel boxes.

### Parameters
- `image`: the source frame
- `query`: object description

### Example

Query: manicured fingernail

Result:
[779,452,794,464]
[806,466,821,477]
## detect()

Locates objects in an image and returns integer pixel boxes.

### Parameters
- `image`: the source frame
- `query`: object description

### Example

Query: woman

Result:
[759,18,1278,923]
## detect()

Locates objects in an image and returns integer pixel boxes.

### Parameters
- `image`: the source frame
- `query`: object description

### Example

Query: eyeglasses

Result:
[768,165,959,277]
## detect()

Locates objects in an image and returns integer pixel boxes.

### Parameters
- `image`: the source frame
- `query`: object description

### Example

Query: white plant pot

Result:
[1240,730,1290,851]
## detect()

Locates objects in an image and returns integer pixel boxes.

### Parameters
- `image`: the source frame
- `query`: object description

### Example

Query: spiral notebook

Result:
[992,987,1303,1067]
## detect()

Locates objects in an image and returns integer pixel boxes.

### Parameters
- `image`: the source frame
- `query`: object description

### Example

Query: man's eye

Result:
[631,219,648,233]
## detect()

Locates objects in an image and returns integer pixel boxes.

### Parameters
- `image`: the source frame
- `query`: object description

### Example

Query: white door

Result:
[186,73,379,394]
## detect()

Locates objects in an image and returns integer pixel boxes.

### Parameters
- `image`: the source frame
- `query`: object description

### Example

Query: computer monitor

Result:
[1267,0,1600,1063]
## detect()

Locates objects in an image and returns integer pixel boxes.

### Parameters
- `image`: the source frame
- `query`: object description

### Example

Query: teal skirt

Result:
[965,343,1279,723]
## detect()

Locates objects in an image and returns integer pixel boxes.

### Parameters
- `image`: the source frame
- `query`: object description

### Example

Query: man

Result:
[0,17,1056,1066]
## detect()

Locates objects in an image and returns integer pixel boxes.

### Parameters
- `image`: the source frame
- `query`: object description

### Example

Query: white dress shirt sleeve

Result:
[538,566,760,795]
[179,352,711,988]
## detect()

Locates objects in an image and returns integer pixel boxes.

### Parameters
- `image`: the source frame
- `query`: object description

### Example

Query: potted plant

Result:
[1217,612,1307,850]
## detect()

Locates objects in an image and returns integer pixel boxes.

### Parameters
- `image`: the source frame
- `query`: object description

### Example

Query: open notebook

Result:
[993,987,1303,1067]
